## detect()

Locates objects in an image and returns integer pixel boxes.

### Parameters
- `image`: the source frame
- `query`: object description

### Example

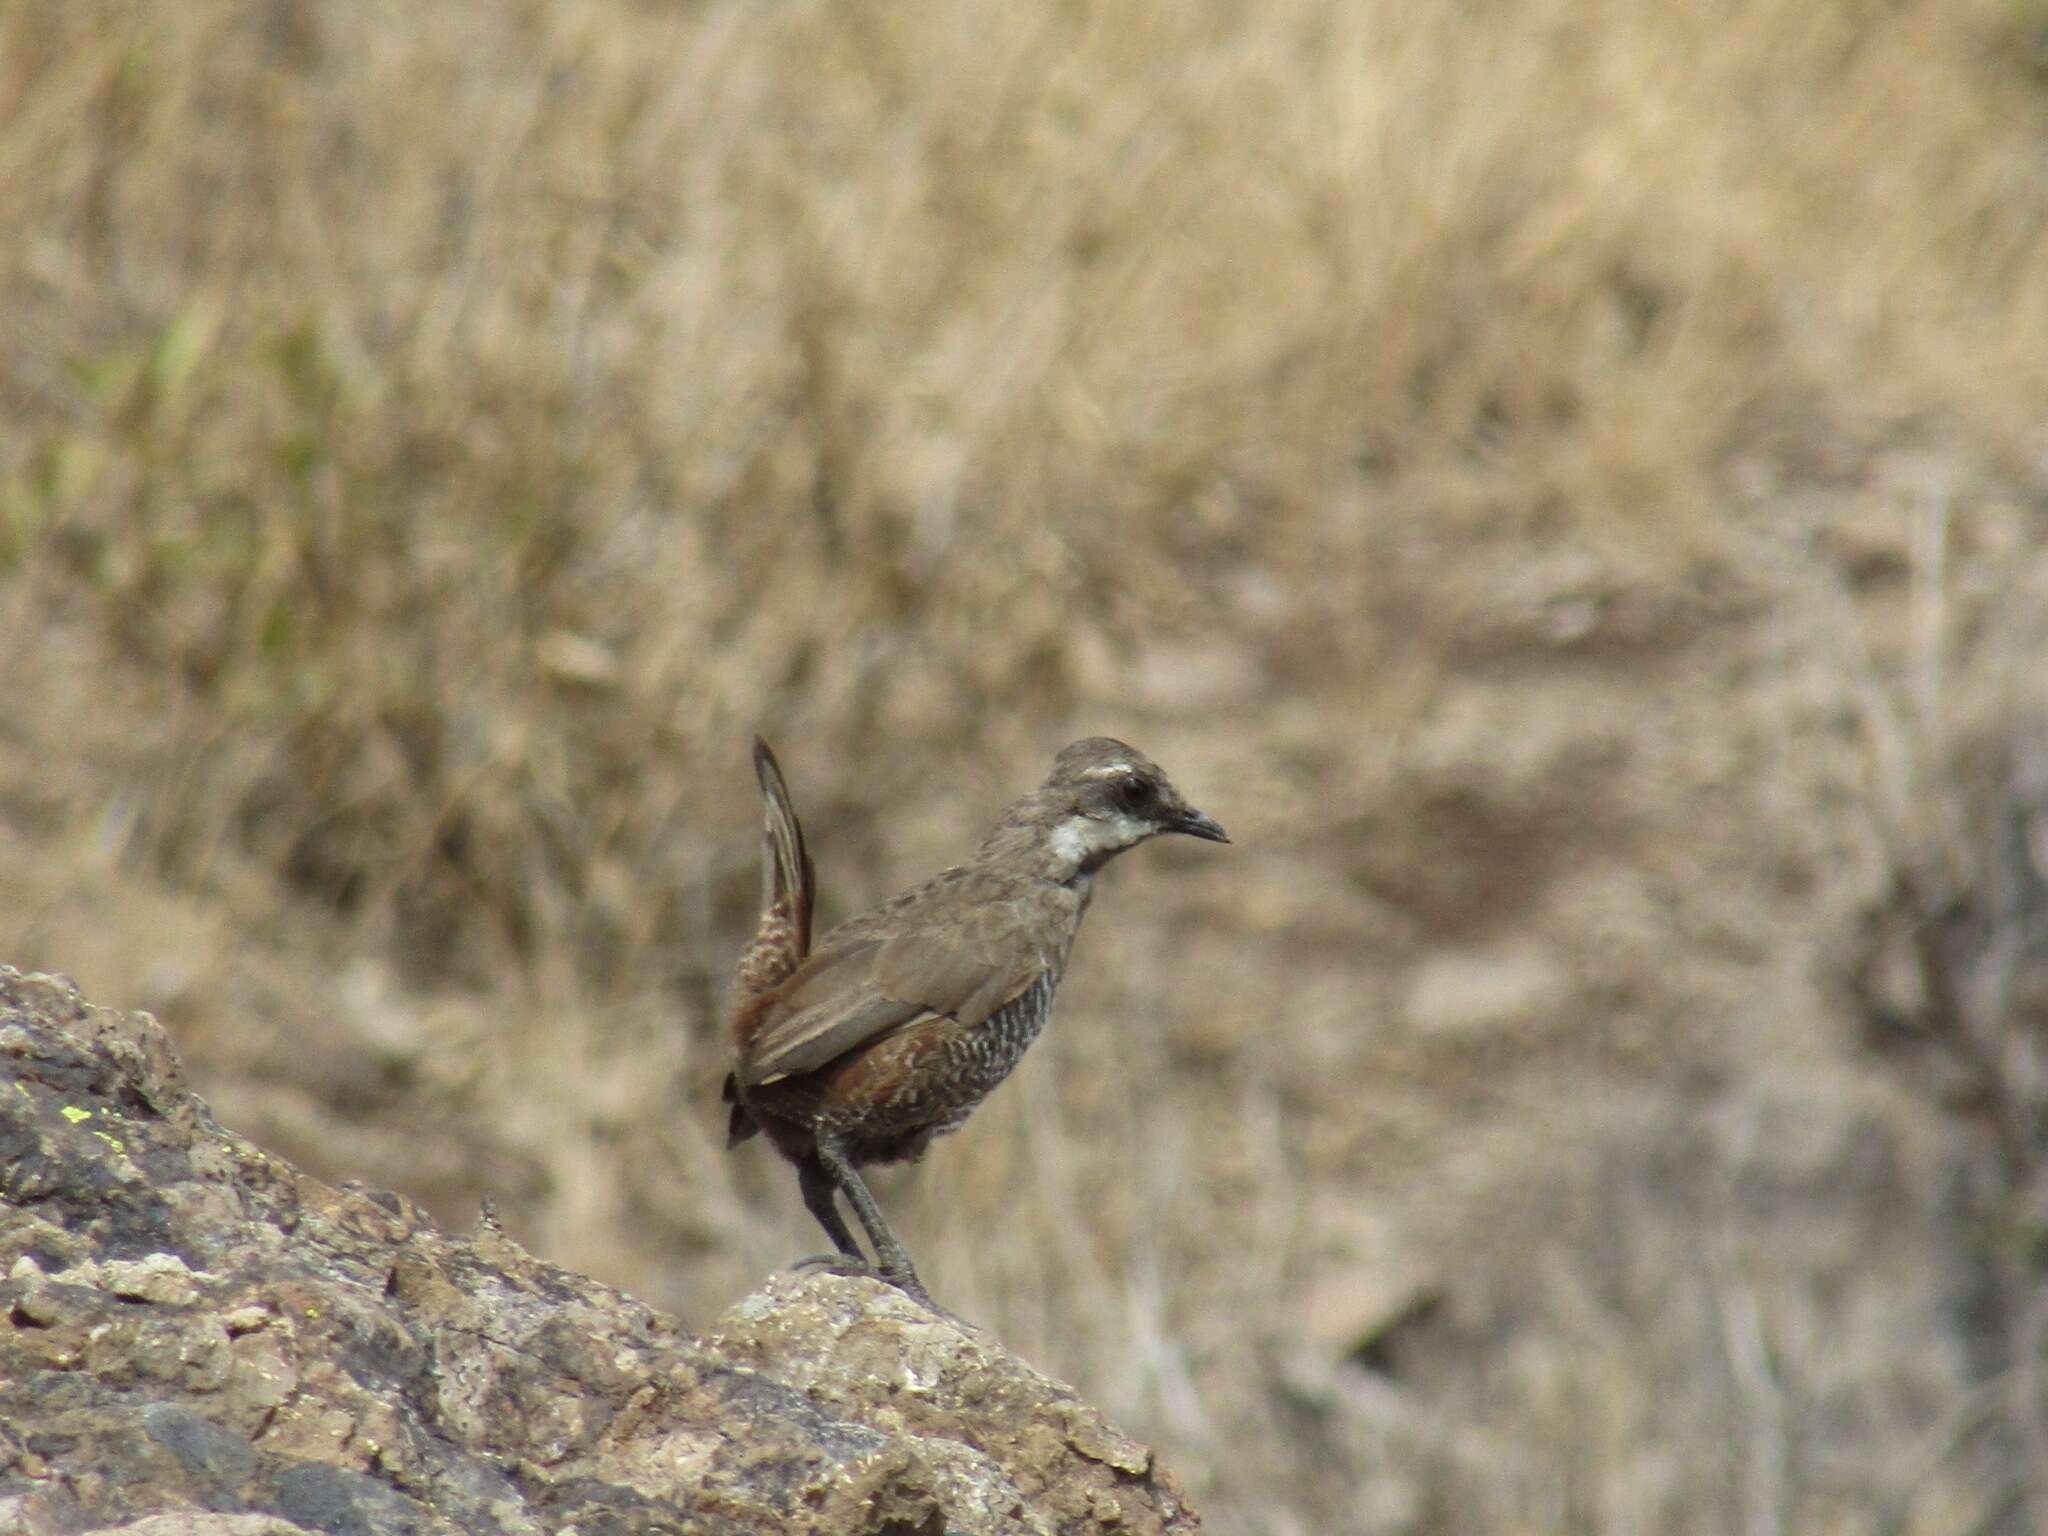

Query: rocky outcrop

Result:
[0,969,1199,1534]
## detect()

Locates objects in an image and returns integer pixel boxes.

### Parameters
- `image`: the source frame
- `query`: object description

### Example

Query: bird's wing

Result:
[737,903,1041,1086]
[737,939,909,1086]
[872,929,1039,1029]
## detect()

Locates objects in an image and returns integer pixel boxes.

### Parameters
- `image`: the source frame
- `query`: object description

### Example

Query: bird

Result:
[722,735,1228,1306]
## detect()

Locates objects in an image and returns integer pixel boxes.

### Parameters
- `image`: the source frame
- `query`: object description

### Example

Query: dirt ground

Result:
[5,2,2048,1531]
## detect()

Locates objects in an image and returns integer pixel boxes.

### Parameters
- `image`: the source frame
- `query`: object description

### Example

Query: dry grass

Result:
[5,0,2048,1530]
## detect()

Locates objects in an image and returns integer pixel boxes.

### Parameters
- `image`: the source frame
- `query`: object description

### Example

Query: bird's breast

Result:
[931,970,1059,1116]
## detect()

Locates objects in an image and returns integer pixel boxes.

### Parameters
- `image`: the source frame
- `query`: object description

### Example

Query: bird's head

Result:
[995,737,1228,881]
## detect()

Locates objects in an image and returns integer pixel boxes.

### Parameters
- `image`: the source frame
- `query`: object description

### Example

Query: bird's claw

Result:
[785,1254,953,1318]
[790,1253,878,1279]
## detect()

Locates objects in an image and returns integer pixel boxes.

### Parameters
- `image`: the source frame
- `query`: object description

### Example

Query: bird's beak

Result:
[1169,807,1230,844]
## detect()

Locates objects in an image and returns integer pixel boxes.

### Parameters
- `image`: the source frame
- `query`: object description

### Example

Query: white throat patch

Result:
[1048,812,1149,870]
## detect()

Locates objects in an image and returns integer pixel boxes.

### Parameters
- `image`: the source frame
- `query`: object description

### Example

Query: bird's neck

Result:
[975,804,1123,889]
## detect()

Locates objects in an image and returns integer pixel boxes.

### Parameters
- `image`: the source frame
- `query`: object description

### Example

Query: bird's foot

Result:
[789,1252,881,1280]
[872,1268,978,1330]
[786,1255,963,1324]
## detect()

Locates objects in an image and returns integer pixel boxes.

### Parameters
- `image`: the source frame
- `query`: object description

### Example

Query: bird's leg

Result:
[814,1138,931,1306]
[791,1155,874,1275]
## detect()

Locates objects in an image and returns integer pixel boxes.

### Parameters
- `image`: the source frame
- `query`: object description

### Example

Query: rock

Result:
[711,1280,1183,1532]
[0,968,1200,1535]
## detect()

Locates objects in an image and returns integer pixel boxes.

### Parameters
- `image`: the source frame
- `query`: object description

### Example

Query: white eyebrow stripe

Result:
[1081,763,1138,779]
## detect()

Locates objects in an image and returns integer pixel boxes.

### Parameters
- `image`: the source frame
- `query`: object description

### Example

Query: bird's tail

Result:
[725,739,813,1147]
[753,736,814,955]
[722,1071,759,1146]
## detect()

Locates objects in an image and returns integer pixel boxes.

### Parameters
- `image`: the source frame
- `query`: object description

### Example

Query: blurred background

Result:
[5,1,2048,1530]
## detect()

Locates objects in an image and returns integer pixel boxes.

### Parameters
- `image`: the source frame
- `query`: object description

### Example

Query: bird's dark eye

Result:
[1115,777,1152,814]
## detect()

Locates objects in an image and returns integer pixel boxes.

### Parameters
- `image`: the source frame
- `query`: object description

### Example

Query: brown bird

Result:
[723,736,1227,1305]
